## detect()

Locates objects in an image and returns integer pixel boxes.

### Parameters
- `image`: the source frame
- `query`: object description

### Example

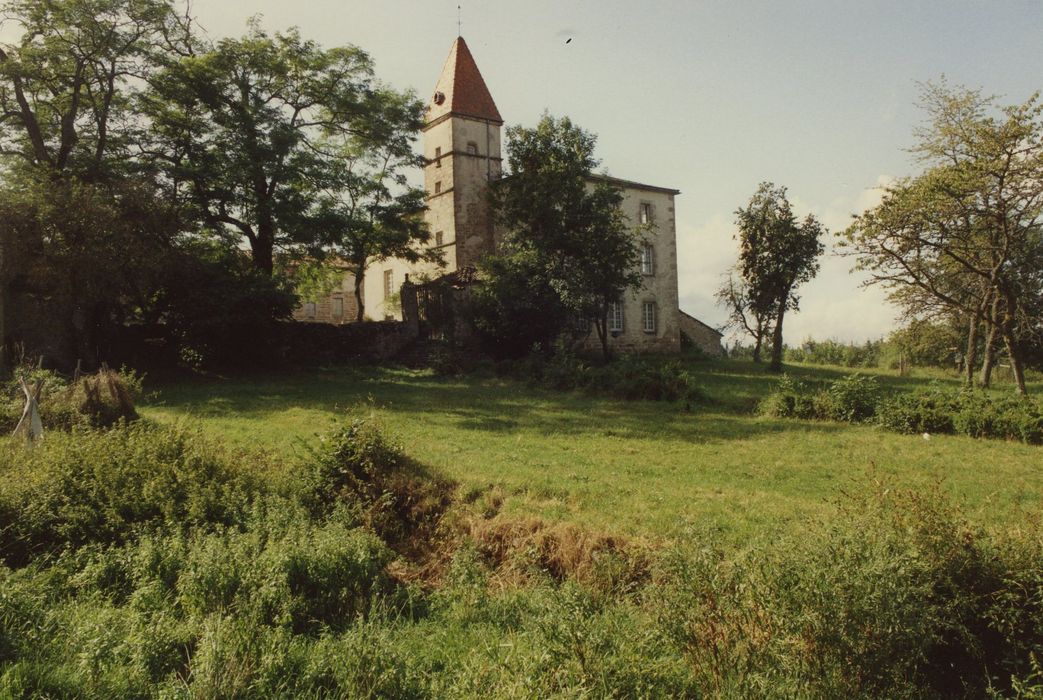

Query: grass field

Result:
[142,358,1043,543]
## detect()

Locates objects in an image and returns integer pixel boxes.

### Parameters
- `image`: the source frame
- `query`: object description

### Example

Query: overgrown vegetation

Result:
[1,366,141,434]
[1,414,1041,697]
[499,352,706,403]
[762,372,1043,444]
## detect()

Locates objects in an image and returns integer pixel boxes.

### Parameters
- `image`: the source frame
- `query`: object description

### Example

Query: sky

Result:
[7,1,1043,343]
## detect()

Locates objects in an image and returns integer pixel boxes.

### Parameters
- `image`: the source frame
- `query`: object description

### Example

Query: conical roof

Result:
[426,36,502,125]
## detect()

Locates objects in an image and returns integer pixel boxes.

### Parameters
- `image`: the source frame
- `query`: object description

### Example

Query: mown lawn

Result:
[141,359,1043,543]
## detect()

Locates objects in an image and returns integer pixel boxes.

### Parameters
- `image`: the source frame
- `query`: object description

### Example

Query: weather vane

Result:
[457,5,462,36]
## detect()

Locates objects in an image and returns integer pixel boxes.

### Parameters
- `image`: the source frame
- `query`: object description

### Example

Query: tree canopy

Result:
[483,114,642,360]
[733,182,825,371]
[845,82,1043,394]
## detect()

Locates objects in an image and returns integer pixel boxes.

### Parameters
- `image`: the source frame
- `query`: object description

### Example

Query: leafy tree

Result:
[734,182,826,372]
[311,106,437,321]
[715,266,775,362]
[0,0,187,179]
[845,82,1043,394]
[470,250,572,358]
[489,114,642,360]
[144,21,423,275]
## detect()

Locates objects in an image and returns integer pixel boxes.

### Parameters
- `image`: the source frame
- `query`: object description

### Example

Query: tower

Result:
[422,36,502,271]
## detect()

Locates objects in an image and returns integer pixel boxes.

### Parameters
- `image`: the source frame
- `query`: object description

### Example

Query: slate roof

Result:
[427,37,502,125]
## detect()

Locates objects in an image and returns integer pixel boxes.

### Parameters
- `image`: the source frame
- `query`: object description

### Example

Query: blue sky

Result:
[9,1,1043,342]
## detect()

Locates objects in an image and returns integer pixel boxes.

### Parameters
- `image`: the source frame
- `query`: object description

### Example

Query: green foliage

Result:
[761,373,880,423]
[734,182,827,370]
[470,250,573,358]
[501,353,706,403]
[878,387,1043,443]
[490,114,642,359]
[765,372,1043,444]
[302,416,454,551]
[786,337,885,368]
[1,397,1041,696]
[0,366,142,433]
[0,422,256,566]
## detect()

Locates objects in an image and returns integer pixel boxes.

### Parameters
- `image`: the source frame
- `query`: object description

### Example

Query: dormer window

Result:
[433,91,445,105]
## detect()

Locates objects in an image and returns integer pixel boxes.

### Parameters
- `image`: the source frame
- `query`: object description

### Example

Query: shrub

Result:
[0,422,256,566]
[758,374,822,419]
[302,416,455,553]
[501,353,706,404]
[823,373,880,422]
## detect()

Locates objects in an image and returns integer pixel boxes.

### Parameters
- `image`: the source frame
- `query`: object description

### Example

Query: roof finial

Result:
[457,5,461,36]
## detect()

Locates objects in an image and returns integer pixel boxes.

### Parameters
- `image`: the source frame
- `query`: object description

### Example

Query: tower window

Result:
[435,146,441,167]
[383,270,393,299]
[639,202,653,225]
[466,141,478,155]
[434,181,442,194]
[435,231,444,246]
[641,244,655,275]
[608,301,624,333]
[642,301,657,334]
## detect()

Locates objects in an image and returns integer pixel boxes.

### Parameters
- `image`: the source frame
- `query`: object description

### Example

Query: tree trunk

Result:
[594,308,611,362]
[964,306,981,387]
[252,235,274,275]
[752,333,762,363]
[354,266,366,322]
[768,300,786,372]
[979,322,1000,388]
[1001,331,1028,395]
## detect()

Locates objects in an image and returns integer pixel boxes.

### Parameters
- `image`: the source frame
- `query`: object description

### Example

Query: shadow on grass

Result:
[145,363,854,445]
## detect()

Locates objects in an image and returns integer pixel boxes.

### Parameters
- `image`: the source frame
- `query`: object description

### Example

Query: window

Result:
[304,302,316,319]
[434,181,442,194]
[639,202,653,225]
[435,230,444,246]
[434,146,442,167]
[332,297,344,317]
[466,141,478,155]
[383,269,393,299]
[642,301,657,334]
[608,301,624,333]
[641,244,655,275]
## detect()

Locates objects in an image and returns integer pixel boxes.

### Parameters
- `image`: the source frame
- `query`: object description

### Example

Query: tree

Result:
[0,0,188,179]
[0,0,189,366]
[734,182,825,372]
[844,82,1043,394]
[489,114,642,360]
[310,97,437,321]
[144,21,422,275]
[715,267,775,362]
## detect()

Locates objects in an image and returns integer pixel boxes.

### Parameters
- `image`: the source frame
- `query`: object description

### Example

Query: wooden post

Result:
[13,376,44,442]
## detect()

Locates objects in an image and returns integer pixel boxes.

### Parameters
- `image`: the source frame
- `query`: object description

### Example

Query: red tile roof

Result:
[427,37,502,125]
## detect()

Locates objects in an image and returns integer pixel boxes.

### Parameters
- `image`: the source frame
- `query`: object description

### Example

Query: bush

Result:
[0,422,256,566]
[650,486,1043,697]
[501,353,705,404]
[876,387,1043,443]
[758,374,824,420]
[302,416,455,553]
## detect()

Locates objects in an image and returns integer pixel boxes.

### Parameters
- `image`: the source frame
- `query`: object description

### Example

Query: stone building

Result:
[350,36,721,355]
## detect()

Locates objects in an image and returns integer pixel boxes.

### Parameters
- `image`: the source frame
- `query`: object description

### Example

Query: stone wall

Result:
[679,310,725,357]
[275,319,417,366]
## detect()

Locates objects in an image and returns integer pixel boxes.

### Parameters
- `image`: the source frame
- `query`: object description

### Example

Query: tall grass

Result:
[2,417,1041,697]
